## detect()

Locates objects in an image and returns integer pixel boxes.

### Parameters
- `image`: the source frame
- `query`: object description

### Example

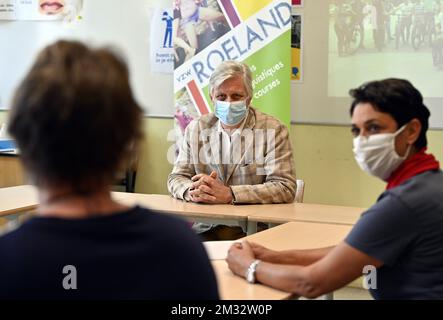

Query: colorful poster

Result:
[291,13,302,82]
[173,0,291,136]
[150,8,175,74]
[292,0,302,7]
[0,0,83,21]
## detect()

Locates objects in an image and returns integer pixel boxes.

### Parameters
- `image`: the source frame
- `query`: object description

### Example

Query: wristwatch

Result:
[246,259,261,284]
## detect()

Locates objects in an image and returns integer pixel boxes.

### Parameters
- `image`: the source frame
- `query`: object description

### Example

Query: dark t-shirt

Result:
[346,170,443,299]
[0,206,219,300]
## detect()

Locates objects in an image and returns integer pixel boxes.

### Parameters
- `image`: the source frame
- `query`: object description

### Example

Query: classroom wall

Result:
[1,113,441,209]
[0,112,6,125]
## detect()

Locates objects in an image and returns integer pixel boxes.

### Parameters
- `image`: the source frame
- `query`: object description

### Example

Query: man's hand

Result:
[189,171,234,204]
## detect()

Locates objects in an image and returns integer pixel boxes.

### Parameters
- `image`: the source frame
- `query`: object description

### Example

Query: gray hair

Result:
[209,61,253,99]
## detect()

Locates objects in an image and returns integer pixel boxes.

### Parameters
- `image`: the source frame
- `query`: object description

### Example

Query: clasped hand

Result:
[189,171,233,204]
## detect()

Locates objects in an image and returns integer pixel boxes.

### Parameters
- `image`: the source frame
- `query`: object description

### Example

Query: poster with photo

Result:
[173,0,292,139]
[0,0,83,21]
[292,0,302,7]
[173,0,230,69]
[291,13,303,82]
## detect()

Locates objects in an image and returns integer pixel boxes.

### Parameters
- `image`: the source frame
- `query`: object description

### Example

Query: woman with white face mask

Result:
[227,78,443,300]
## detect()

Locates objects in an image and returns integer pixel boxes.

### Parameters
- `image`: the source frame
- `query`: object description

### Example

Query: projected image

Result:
[328,0,443,97]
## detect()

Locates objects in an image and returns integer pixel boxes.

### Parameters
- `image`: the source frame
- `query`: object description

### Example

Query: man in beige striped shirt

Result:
[168,61,296,240]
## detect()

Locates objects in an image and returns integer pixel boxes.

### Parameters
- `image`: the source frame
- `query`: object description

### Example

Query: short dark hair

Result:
[8,40,143,191]
[349,78,430,149]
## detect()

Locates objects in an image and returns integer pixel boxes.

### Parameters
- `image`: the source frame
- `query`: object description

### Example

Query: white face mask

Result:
[353,125,412,181]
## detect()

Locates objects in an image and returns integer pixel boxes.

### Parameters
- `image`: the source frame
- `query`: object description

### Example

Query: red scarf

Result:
[386,148,440,190]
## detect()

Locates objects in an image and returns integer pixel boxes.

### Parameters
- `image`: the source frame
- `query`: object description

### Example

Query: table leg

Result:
[0,213,21,234]
[246,221,257,235]
[269,223,280,228]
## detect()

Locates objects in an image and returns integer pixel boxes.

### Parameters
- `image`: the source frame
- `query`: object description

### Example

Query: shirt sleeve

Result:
[345,193,418,266]
[230,123,296,204]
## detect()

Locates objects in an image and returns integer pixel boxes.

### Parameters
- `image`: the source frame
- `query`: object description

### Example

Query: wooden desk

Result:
[244,202,365,233]
[0,187,250,230]
[112,192,250,231]
[0,153,26,188]
[0,187,365,233]
[0,185,38,217]
[111,193,365,234]
[213,222,353,300]
[244,221,352,250]
[212,260,291,300]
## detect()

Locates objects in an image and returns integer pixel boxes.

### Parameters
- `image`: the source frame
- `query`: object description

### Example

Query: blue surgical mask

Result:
[214,100,248,126]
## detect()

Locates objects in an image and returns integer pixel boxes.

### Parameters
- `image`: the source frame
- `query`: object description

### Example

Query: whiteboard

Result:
[0,0,174,117]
